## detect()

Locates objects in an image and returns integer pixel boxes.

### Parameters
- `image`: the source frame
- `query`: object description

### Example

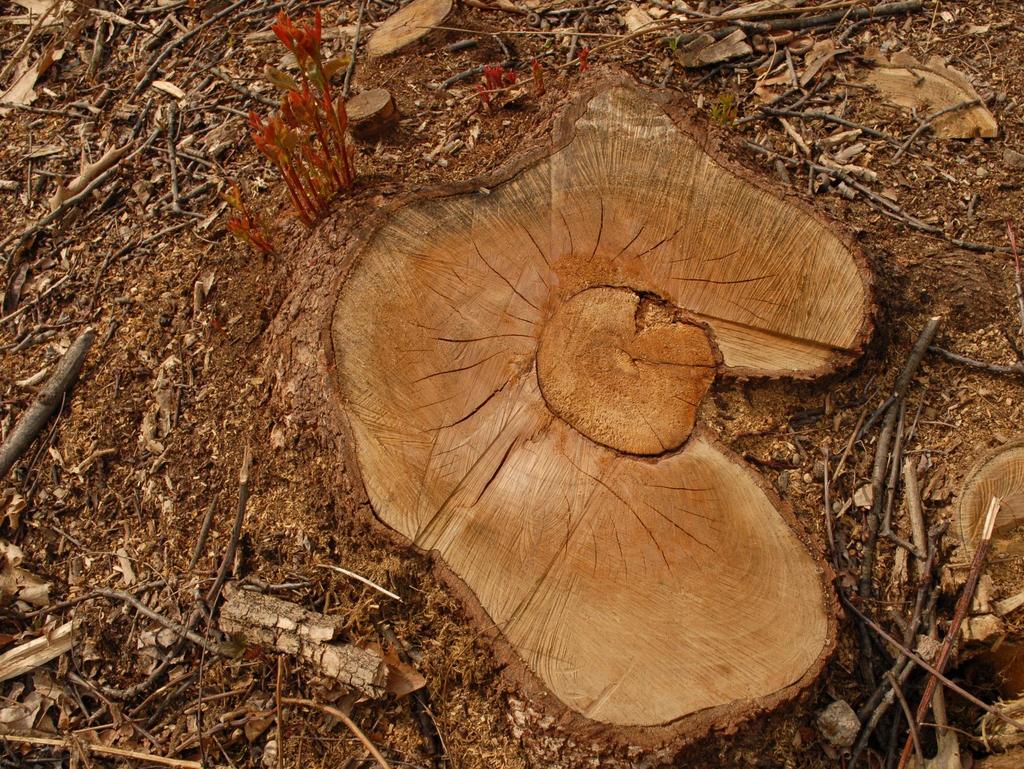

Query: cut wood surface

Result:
[865,51,998,139]
[958,440,1024,554]
[330,81,871,740]
[366,0,452,57]
[219,587,387,696]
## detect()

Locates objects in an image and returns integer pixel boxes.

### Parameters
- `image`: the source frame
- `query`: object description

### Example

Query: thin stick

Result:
[0,732,202,768]
[886,671,923,768]
[0,1,58,84]
[896,497,1002,769]
[902,458,928,581]
[1,128,162,264]
[343,0,367,98]
[206,446,252,608]
[860,317,942,604]
[319,564,402,602]
[893,99,981,160]
[132,0,251,97]
[842,597,1024,732]
[0,328,95,480]
[188,498,218,571]
[275,656,284,769]
[929,346,1024,377]
[282,698,392,769]
[93,588,221,655]
[1008,220,1024,345]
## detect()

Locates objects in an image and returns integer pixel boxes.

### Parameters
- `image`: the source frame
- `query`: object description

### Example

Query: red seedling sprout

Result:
[477,64,520,110]
[578,46,590,73]
[240,9,356,228]
[531,59,545,97]
[224,181,275,257]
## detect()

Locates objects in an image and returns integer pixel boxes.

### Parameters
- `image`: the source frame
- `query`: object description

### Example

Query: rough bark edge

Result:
[312,72,849,756]
[956,437,1024,551]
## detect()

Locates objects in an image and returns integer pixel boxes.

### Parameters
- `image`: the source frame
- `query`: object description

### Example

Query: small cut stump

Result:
[346,88,398,142]
[322,78,873,760]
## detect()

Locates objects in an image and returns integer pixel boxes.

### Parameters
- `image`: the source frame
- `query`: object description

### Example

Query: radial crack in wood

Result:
[328,79,872,747]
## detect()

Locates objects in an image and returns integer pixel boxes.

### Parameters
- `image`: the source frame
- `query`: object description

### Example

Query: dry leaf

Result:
[151,79,186,100]
[621,4,654,33]
[0,541,50,607]
[0,45,63,117]
[49,142,132,211]
[864,50,998,139]
[382,645,426,698]
[800,39,843,87]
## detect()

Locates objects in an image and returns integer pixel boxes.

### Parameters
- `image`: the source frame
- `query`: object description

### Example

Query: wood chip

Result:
[0,621,74,683]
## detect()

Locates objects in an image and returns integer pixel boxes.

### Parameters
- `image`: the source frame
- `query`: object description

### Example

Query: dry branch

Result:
[218,588,387,697]
[281,698,392,769]
[0,733,201,768]
[0,328,95,480]
[896,497,1002,769]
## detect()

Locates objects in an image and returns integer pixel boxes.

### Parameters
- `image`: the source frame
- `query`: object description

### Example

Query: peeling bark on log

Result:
[218,587,386,697]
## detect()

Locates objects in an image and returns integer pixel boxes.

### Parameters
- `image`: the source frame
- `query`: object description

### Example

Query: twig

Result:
[843,596,1024,732]
[859,318,942,606]
[93,588,222,655]
[902,459,928,581]
[896,497,1002,769]
[1,128,162,264]
[319,564,402,602]
[893,99,981,160]
[886,671,923,769]
[0,273,70,325]
[133,0,252,97]
[343,0,367,98]
[756,108,901,145]
[1008,220,1024,345]
[282,698,392,769]
[929,346,1024,377]
[0,733,201,768]
[206,446,252,608]
[188,498,218,571]
[275,656,284,769]
[0,1,58,84]
[0,328,95,480]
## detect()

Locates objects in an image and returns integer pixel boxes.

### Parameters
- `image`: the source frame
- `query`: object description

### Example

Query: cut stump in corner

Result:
[366,0,453,58]
[324,77,874,758]
[958,440,1024,556]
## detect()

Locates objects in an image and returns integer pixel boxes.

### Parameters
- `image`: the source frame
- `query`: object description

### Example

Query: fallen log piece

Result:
[367,0,452,57]
[0,327,96,480]
[218,587,386,697]
[347,88,398,142]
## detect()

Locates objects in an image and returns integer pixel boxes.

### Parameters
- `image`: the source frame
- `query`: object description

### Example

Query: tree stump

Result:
[958,440,1024,555]
[346,88,398,142]
[278,76,874,763]
[366,0,453,58]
